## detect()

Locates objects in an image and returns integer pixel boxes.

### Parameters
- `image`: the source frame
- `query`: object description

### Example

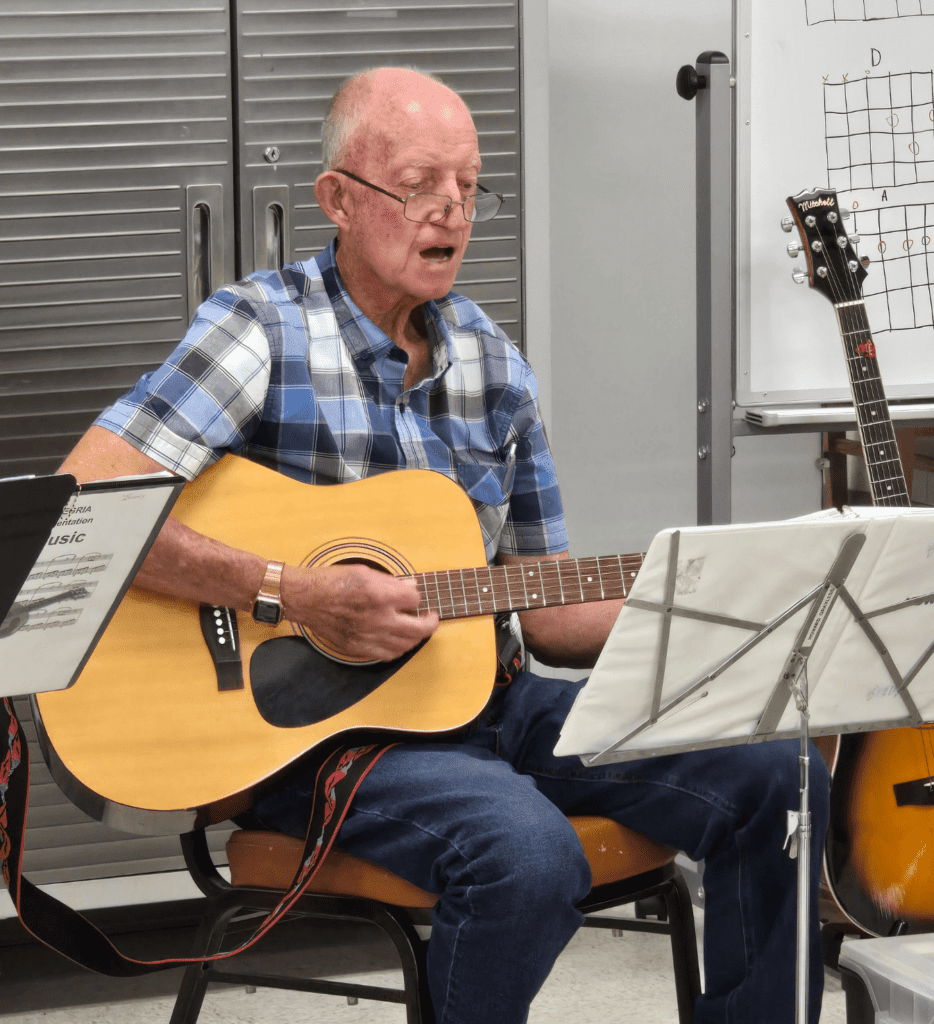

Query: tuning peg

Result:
[787,242,802,257]
[792,268,808,284]
[841,208,852,220]
[848,232,860,245]
[781,216,794,233]
[859,254,871,268]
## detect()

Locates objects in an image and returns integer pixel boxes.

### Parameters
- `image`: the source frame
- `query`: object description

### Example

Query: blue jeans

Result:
[253,670,830,1024]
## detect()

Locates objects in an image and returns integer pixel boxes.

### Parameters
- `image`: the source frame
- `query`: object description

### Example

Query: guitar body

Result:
[787,188,934,935]
[34,456,496,834]
[824,730,934,934]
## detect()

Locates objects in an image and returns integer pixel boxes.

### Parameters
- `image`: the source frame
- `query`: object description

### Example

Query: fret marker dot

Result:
[482,587,488,593]
[587,577,593,583]
[532,593,538,600]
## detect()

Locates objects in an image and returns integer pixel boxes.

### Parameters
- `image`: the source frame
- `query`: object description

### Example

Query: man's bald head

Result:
[320,67,473,172]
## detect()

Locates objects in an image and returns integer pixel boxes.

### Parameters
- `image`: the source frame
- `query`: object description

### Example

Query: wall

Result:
[542,0,822,560]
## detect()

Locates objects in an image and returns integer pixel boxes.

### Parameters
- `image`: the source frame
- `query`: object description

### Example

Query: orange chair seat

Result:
[227,816,676,909]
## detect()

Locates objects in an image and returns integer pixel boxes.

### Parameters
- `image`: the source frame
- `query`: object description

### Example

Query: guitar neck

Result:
[834,299,910,508]
[413,553,645,621]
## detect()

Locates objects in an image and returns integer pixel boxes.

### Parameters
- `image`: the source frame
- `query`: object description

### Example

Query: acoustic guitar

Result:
[785,186,934,935]
[33,455,644,834]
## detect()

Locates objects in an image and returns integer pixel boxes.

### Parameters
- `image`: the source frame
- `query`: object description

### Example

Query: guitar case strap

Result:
[0,696,392,977]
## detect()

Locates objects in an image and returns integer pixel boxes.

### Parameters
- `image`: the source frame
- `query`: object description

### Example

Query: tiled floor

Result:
[0,904,849,1023]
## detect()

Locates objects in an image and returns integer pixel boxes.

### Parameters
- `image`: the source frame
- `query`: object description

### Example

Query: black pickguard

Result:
[249,635,424,728]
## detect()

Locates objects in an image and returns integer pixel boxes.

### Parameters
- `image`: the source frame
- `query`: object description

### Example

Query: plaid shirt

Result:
[96,240,568,560]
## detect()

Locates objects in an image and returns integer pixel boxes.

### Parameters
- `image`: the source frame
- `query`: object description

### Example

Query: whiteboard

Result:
[736,0,934,408]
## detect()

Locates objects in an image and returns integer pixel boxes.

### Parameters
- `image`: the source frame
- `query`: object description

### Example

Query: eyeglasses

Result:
[333,169,504,224]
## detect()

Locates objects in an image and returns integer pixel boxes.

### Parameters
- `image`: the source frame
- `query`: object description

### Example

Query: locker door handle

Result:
[186,184,225,322]
[253,185,290,271]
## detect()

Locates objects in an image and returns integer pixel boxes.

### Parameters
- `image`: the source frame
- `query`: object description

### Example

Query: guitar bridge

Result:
[893,777,934,808]
[199,604,244,691]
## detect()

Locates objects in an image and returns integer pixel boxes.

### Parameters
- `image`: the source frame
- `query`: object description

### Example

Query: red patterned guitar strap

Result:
[0,696,393,976]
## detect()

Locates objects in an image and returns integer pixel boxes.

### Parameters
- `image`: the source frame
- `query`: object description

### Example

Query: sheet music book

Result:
[555,507,934,764]
[0,473,183,698]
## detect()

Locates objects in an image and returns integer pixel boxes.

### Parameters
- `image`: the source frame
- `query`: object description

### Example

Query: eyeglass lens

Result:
[404,192,502,224]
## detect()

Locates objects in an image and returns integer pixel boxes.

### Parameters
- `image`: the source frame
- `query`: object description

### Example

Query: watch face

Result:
[252,599,282,625]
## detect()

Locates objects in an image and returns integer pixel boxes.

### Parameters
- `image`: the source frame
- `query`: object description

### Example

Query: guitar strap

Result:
[0,695,392,976]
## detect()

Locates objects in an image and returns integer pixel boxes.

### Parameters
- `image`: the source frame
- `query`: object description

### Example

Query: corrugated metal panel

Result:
[0,0,236,480]
[234,0,524,345]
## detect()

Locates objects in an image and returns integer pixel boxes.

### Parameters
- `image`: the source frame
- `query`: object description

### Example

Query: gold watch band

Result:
[256,559,285,604]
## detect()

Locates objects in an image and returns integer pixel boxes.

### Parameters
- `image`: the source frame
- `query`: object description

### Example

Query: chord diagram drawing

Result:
[851,202,934,332]
[807,0,934,23]
[825,72,934,191]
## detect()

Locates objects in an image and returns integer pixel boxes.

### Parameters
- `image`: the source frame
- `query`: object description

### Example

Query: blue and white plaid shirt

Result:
[96,240,568,561]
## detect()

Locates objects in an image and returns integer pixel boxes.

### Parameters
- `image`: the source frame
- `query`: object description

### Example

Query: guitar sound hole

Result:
[299,556,399,664]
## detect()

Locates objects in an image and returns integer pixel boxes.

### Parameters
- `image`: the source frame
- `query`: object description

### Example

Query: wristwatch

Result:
[252,560,285,625]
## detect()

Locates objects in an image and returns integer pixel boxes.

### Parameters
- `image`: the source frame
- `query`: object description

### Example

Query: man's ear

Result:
[315,171,350,228]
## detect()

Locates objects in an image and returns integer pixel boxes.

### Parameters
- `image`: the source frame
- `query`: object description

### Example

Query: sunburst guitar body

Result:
[785,187,934,935]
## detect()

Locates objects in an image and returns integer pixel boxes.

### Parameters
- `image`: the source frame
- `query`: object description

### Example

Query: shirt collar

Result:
[313,239,452,378]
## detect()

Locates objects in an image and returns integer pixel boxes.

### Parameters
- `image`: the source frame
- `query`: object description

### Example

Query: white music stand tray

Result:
[555,507,934,1024]
[0,472,182,698]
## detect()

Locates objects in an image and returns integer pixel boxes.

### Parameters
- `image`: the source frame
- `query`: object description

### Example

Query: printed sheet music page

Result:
[0,474,181,698]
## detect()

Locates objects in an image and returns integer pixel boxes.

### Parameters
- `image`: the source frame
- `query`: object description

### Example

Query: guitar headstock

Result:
[783,187,868,305]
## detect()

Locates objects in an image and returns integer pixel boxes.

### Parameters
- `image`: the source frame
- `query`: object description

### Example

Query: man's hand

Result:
[282,563,439,662]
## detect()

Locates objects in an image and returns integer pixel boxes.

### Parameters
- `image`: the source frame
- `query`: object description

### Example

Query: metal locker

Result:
[0,0,237,482]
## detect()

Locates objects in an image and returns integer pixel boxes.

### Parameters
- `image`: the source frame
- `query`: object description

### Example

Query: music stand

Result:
[1,472,183,698]
[555,508,934,1024]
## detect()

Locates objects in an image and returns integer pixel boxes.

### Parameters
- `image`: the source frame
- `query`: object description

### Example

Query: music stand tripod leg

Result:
[772,532,865,1024]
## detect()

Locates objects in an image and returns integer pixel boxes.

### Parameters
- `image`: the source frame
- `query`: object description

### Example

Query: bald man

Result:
[61,69,828,1024]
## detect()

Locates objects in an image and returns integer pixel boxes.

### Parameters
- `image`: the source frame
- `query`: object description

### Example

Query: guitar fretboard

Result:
[834,300,910,508]
[412,554,645,620]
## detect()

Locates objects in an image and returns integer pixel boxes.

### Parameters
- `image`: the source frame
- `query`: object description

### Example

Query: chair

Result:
[169,816,702,1024]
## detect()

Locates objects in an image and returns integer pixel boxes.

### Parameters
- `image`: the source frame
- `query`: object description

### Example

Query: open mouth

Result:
[420,246,455,263]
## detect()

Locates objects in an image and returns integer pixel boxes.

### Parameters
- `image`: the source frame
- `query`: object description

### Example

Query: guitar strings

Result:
[411,555,646,619]
[820,205,934,786]
[820,213,908,505]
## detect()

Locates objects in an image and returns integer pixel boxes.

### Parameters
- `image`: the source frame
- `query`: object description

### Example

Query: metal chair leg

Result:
[367,904,433,1024]
[661,873,702,1024]
[168,900,243,1024]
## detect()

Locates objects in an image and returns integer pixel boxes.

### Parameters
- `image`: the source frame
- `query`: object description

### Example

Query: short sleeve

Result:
[94,288,272,479]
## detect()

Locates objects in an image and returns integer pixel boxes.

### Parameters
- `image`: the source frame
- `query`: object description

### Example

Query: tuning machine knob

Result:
[792,268,808,284]
[859,254,871,268]
[781,216,794,233]
[787,242,802,257]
